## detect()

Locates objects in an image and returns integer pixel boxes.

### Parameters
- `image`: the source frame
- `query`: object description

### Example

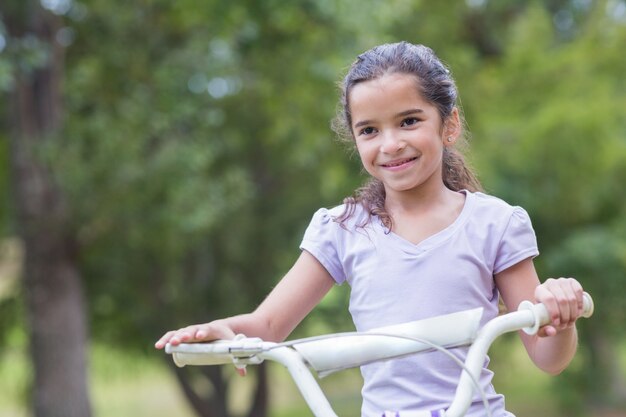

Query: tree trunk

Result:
[247,363,268,417]
[171,362,269,417]
[3,2,92,416]
[172,365,229,417]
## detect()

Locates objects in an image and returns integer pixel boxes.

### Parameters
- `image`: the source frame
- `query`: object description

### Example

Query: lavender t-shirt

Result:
[300,191,538,417]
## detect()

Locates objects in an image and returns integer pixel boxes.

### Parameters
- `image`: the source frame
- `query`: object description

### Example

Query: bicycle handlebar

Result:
[164,292,594,417]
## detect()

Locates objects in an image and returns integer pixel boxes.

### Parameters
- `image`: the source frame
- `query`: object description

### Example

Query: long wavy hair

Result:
[332,41,482,230]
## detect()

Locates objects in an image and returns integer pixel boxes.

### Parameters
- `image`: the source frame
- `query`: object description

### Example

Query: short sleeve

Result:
[493,207,540,274]
[299,208,346,284]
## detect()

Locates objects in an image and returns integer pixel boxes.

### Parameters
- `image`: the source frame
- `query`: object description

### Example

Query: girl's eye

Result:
[401,117,420,127]
[359,126,376,136]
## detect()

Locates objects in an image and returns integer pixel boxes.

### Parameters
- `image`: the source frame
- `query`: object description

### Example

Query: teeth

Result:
[385,157,415,167]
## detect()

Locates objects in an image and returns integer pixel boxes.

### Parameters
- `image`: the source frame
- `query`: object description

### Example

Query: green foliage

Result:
[465,3,626,231]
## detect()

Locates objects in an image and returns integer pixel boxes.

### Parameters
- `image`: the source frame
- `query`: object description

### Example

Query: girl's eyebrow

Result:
[396,108,424,118]
[353,108,424,129]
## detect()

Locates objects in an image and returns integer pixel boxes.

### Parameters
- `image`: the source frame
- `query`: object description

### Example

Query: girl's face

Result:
[349,73,458,196]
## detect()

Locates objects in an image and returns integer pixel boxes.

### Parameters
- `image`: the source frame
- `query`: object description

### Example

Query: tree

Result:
[0,1,91,416]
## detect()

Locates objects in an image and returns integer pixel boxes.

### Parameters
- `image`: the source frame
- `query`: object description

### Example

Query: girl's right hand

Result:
[155,321,247,376]
[154,320,236,350]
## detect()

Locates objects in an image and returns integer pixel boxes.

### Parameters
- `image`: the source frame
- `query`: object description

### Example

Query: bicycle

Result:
[164,292,594,417]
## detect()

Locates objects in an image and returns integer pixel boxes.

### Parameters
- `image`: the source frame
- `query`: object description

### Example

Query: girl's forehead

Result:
[349,73,431,116]
[350,73,423,102]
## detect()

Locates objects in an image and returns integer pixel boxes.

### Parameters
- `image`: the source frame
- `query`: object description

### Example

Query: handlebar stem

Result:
[445,309,536,417]
[262,347,338,417]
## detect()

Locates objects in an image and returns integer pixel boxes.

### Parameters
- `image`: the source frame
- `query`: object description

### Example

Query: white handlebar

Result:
[164,292,594,417]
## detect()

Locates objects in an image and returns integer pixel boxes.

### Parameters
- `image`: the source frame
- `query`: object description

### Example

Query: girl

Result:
[156,42,585,416]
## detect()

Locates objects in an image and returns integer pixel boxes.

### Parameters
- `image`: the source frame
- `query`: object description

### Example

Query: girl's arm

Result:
[155,250,335,349]
[495,258,584,375]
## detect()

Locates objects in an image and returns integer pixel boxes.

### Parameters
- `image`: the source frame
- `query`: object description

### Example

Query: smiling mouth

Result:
[381,156,418,168]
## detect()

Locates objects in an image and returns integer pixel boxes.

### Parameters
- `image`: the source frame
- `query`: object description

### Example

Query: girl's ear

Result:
[443,107,461,146]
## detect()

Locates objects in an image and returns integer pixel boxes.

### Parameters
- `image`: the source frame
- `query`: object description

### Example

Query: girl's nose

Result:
[379,132,406,154]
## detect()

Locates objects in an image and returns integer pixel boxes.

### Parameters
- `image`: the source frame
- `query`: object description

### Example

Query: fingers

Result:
[154,330,177,349]
[154,322,236,349]
[534,277,584,337]
[155,323,247,378]
[537,325,557,338]
[154,326,197,349]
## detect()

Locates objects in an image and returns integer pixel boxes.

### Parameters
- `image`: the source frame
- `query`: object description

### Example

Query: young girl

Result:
[156,42,585,416]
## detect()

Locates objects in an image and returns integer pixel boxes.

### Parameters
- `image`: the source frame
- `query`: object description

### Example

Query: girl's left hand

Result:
[534,277,584,337]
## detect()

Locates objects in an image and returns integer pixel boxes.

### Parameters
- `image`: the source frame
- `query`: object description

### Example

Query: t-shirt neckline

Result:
[376,190,475,254]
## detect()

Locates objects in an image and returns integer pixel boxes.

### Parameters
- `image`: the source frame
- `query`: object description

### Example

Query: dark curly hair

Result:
[332,41,482,230]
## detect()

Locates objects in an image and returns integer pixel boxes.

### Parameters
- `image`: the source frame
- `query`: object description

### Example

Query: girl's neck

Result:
[384,182,458,215]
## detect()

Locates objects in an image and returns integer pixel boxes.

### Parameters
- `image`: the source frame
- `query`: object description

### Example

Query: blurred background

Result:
[0,0,625,416]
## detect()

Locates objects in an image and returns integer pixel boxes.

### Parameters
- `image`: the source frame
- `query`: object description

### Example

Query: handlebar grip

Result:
[165,342,235,367]
[582,292,594,318]
[520,291,594,335]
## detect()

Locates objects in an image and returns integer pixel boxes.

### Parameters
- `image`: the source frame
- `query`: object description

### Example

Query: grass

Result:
[0,330,29,417]
[90,344,196,417]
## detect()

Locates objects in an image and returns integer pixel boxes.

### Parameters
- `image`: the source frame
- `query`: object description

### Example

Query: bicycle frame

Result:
[165,293,594,417]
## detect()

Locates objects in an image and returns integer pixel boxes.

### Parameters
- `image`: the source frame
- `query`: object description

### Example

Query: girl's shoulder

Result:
[468,190,524,211]
[309,202,371,230]
[465,190,533,227]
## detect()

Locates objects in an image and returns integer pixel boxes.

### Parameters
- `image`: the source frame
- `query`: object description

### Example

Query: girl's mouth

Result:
[381,156,418,168]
